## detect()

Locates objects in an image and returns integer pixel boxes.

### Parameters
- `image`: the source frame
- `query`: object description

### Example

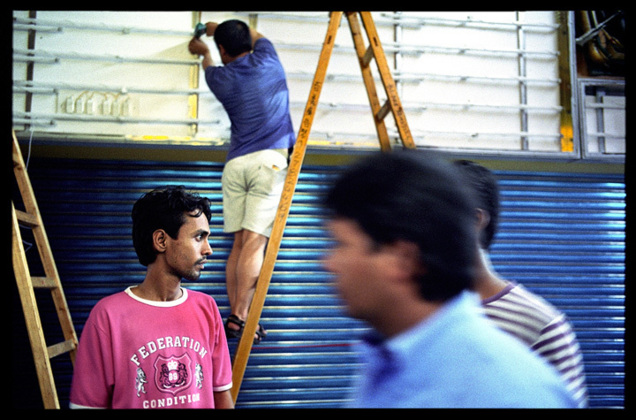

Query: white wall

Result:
[12,11,625,160]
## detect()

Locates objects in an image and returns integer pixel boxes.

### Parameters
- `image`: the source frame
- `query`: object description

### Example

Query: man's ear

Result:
[152,229,168,254]
[476,208,490,232]
[218,44,228,59]
[384,240,426,284]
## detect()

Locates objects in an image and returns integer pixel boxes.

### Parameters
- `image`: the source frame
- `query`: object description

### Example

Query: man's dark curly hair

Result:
[453,160,500,250]
[214,19,253,57]
[132,186,212,266]
[324,150,478,302]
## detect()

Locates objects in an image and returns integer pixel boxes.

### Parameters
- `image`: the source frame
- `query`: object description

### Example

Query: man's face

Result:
[165,211,213,281]
[322,218,392,322]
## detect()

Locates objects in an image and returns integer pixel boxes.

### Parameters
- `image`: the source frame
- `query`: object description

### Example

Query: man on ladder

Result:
[189,19,296,345]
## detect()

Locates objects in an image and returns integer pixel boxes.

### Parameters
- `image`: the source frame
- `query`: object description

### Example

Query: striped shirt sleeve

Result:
[482,283,589,407]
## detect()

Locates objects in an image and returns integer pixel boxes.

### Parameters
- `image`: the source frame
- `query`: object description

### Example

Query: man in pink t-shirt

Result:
[70,186,233,409]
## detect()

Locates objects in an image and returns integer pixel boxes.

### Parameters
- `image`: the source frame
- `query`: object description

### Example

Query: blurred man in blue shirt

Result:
[322,151,578,408]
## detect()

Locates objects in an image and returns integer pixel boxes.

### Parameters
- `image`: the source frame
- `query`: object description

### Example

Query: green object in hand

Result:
[194,23,206,38]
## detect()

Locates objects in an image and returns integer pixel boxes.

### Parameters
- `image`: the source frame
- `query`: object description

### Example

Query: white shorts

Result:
[222,149,288,237]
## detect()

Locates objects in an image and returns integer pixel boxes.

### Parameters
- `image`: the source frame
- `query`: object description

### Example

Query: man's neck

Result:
[132,264,183,302]
[473,248,509,301]
[224,51,249,64]
[373,300,443,339]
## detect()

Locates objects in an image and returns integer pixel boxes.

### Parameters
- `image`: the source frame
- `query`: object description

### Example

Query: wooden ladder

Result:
[230,11,415,402]
[11,131,78,409]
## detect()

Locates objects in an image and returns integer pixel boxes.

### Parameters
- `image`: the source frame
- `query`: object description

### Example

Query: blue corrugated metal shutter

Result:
[492,170,625,408]
[20,157,624,408]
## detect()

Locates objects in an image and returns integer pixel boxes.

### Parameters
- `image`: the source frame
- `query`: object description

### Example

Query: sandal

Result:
[224,314,267,344]
[254,323,268,344]
[224,314,244,339]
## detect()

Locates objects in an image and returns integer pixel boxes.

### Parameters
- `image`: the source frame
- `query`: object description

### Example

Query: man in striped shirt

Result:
[454,160,589,408]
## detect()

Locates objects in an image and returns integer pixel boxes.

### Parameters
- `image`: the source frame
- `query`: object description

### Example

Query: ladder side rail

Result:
[13,133,57,282]
[12,133,78,363]
[358,12,416,149]
[345,12,392,152]
[230,11,345,403]
[12,204,61,409]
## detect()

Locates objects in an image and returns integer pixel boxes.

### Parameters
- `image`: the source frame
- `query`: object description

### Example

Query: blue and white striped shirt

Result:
[482,282,589,407]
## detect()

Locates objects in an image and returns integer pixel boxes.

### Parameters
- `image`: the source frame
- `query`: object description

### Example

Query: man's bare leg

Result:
[225,231,243,313]
[225,229,268,338]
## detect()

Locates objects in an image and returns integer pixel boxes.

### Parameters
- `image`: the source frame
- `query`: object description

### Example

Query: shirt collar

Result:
[361,291,481,361]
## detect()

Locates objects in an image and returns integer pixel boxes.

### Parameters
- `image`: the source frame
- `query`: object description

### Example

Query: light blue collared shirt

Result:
[348,291,578,408]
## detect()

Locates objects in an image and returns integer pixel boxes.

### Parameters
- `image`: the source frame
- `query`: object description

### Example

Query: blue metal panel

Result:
[20,157,624,409]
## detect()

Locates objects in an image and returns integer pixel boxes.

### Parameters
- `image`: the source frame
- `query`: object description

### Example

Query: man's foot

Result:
[224,314,244,338]
[224,314,267,344]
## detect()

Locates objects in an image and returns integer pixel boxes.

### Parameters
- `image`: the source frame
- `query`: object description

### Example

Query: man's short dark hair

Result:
[324,150,478,302]
[453,160,500,250]
[214,19,252,57]
[132,185,212,266]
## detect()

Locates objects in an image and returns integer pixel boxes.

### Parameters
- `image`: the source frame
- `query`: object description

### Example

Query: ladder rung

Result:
[48,339,77,359]
[362,45,374,67]
[15,209,40,228]
[31,276,58,289]
[376,100,391,122]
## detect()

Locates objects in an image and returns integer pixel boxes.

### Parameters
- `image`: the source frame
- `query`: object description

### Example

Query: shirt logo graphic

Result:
[154,353,192,395]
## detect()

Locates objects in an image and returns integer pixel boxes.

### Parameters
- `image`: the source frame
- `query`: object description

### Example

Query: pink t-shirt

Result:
[70,287,233,409]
